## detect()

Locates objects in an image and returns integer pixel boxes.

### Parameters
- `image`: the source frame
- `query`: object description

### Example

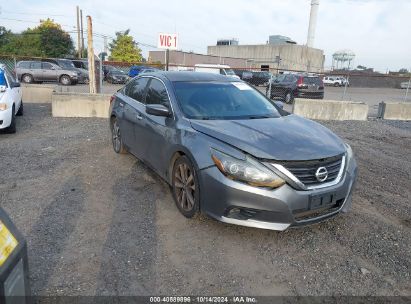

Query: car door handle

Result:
[136,114,143,120]
[119,102,124,107]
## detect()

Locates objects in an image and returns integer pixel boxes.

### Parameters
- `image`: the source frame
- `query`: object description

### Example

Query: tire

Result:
[111,117,127,154]
[59,75,72,86]
[22,74,33,83]
[5,105,16,134]
[171,155,200,218]
[16,100,23,116]
[284,91,294,104]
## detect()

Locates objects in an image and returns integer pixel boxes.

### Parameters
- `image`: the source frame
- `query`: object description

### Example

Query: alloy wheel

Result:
[174,163,196,212]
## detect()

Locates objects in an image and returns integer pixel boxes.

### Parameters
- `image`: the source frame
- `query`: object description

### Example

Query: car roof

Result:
[144,71,241,82]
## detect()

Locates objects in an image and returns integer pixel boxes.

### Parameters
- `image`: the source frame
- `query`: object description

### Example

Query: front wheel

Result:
[284,91,294,104]
[5,105,16,133]
[111,118,127,154]
[16,100,23,116]
[60,75,72,86]
[172,156,200,218]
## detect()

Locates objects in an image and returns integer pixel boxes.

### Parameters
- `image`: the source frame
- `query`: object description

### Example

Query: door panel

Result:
[138,78,173,175]
[41,63,57,81]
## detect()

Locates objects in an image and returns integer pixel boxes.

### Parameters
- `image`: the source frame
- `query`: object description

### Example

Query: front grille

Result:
[279,154,344,187]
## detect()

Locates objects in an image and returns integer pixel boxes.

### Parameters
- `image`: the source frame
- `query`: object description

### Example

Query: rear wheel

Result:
[22,74,33,83]
[334,82,340,87]
[172,156,200,218]
[111,117,127,154]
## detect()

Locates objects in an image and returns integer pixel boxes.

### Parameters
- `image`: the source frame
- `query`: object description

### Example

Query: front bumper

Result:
[0,107,12,129]
[198,163,357,231]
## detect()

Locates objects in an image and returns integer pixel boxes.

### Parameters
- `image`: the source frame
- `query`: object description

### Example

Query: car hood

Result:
[190,114,346,161]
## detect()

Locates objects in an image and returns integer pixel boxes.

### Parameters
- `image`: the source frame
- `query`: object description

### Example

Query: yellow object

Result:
[0,220,18,266]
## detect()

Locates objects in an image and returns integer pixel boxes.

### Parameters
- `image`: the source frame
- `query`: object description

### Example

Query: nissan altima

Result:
[109,72,357,231]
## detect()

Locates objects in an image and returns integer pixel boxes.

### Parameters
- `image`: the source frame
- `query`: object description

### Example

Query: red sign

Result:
[157,33,178,50]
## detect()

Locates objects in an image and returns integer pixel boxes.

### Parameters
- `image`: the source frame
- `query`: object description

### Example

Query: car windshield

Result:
[173,81,281,120]
[58,60,75,68]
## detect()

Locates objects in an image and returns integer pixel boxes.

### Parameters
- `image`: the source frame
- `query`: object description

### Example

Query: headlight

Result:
[211,149,285,188]
[0,103,8,111]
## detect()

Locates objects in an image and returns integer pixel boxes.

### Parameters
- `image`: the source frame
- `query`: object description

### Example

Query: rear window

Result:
[303,77,322,85]
[18,62,31,69]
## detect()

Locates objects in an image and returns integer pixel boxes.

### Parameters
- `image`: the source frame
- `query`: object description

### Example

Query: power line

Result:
[0,17,76,29]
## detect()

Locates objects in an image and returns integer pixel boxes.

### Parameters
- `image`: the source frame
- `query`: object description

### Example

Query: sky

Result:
[1,0,410,72]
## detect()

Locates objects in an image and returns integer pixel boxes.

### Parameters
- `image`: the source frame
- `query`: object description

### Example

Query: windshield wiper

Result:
[248,115,273,119]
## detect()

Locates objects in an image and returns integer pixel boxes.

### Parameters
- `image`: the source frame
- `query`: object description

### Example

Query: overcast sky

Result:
[2,0,410,71]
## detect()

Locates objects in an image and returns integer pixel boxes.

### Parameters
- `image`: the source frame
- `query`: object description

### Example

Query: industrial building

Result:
[148,50,250,68]
[207,36,325,73]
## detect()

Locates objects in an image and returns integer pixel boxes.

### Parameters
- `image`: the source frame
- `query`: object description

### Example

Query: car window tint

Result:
[127,77,149,102]
[30,62,42,69]
[145,79,169,106]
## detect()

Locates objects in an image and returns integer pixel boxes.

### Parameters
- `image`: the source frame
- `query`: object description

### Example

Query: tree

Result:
[109,30,143,62]
[0,26,12,47]
[399,68,409,73]
[0,19,74,57]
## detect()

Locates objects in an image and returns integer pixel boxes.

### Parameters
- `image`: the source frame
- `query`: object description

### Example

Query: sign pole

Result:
[166,49,169,71]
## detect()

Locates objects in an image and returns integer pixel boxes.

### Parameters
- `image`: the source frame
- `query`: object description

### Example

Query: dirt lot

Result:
[0,103,410,296]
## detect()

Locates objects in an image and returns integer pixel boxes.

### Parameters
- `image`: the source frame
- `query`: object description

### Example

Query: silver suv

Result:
[15,61,79,85]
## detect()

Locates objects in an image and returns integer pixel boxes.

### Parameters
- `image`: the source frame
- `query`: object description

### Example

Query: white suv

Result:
[323,76,349,87]
[0,65,23,133]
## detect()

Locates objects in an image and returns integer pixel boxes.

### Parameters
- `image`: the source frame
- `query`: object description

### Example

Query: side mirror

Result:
[51,66,56,70]
[0,85,6,92]
[10,82,20,88]
[146,104,170,117]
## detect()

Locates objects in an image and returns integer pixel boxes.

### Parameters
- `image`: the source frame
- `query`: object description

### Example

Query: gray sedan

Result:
[109,72,357,231]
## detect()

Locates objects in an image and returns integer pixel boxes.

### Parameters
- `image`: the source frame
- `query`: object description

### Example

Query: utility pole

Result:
[104,36,108,54]
[87,15,96,94]
[76,6,81,58]
[80,9,84,57]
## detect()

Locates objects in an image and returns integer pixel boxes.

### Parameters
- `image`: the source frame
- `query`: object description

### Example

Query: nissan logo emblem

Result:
[315,167,328,182]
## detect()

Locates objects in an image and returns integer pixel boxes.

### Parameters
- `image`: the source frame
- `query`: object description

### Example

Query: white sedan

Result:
[0,65,23,133]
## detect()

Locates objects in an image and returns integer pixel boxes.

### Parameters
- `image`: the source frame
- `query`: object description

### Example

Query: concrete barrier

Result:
[292,98,368,121]
[377,102,411,120]
[52,92,111,118]
[22,84,56,103]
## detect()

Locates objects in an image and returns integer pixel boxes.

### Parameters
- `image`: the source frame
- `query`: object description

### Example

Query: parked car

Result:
[400,81,410,89]
[106,69,129,84]
[71,59,88,70]
[109,72,357,231]
[43,58,88,84]
[139,68,161,75]
[0,65,23,133]
[194,64,240,79]
[128,65,149,77]
[251,71,272,86]
[16,61,79,85]
[323,76,349,87]
[234,70,253,81]
[268,73,324,103]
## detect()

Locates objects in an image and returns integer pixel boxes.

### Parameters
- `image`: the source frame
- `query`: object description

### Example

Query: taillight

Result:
[297,77,307,89]
[110,95,115,105]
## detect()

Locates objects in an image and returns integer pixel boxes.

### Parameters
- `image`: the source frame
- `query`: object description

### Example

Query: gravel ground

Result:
[0,103,410,296]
